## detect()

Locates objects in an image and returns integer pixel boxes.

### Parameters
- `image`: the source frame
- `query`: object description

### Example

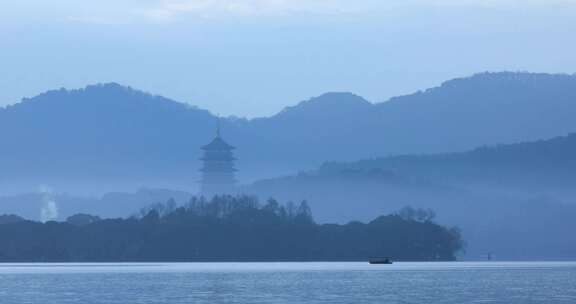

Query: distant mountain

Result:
[373,72,576,155]
[2,72,576,193]
[272,92,374,121]
[0,83,215,182]
[319,132,576,197]
[247,134,576,260]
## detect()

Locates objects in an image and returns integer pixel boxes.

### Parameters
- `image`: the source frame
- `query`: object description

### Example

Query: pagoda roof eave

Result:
[201,136,235,150]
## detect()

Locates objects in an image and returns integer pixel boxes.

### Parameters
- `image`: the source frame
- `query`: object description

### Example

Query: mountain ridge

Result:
[2,71,576,192]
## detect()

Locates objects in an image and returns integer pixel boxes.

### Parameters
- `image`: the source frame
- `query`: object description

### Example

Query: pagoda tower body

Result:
[199,125,237,197]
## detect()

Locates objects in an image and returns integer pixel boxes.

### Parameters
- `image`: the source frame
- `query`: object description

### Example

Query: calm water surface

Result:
[0,262,575,303]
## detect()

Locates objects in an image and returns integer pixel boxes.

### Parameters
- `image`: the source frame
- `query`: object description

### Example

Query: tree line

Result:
[0,195,464,262]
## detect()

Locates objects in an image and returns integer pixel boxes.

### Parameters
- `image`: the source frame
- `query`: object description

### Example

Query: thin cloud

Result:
[134,0,576,22]
[433,0,576,7]
[5,0,574,25]
[136,0,347,21]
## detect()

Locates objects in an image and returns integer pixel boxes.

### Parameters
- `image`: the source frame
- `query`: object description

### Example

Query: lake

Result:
[0,262,575,303]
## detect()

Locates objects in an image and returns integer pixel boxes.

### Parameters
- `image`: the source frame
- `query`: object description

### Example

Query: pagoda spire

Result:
[199,119,237,197]
[216,116,221,138]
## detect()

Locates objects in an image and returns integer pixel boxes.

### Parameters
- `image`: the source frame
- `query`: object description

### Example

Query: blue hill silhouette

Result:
[1,72,576,192]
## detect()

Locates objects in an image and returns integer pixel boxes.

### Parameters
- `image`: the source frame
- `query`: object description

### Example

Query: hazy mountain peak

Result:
[275,92,373,119]
[301,92,371,107]
[382,71,576,109]
[3,82,198,116]
[82,82,139,94]
[438,71,576,91]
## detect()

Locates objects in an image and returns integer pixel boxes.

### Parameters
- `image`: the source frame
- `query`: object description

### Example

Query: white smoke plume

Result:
[39,185,59,223]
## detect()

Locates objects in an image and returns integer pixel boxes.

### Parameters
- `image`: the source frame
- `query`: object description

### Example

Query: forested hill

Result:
[2,72,576,190]
[0,83,216,181]
[319,132,576,190]
[0,196,463,262]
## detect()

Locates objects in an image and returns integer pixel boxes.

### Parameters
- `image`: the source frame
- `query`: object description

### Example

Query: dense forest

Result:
[0,195,463,262]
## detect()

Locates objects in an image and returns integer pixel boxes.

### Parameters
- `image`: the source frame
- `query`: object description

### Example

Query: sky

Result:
[1,0,576,117]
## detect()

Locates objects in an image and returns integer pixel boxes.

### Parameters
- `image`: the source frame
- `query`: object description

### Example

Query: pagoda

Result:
[199,121,237,197]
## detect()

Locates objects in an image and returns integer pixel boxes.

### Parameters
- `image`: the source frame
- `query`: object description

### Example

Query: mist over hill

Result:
[319,132,576,198]
[249,131,576,218]
[247,134,576,260]
[2,72,576,194]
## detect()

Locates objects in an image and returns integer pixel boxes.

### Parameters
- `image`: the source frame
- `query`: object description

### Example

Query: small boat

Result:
[369,257,393,265]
